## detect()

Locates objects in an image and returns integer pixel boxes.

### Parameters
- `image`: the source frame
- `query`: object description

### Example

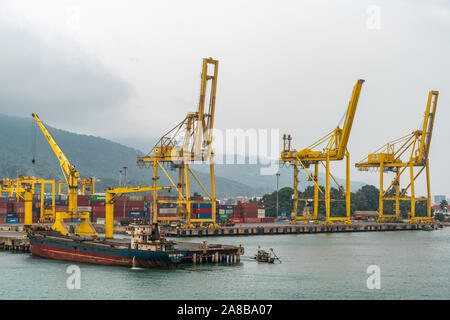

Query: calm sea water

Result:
[0,228,449,300]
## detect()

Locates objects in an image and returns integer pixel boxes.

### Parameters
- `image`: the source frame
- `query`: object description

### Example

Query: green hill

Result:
[0,114,264,197]
[0,114,366,198]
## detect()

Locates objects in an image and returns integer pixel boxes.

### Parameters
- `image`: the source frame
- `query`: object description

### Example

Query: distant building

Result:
[432,204,449,213]
[434,195,446,205]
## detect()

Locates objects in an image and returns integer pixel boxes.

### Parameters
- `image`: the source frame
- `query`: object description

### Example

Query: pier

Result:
[0,231,30,252]
[162,222,443,237]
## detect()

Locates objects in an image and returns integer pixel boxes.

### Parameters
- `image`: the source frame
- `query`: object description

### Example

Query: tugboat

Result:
[253,246,281,263]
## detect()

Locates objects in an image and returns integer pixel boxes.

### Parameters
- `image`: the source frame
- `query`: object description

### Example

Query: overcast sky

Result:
[1,0,449,196]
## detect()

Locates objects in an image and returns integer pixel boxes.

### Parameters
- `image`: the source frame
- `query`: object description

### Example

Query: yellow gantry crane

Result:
[280,79,365,226]
[32,113,97,236]
[104,185,171,239]
[137,57,219,229]
[11,177,56,223]
[355,91,439,224]
[0,179,33,225]
[58,177,95,196]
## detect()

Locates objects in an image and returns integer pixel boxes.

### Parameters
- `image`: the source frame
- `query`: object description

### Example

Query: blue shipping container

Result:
[129,211,145,216]
[196,213,212,219]
[72,218,82,223]
[193,203,212,209]
[7,217,19,223]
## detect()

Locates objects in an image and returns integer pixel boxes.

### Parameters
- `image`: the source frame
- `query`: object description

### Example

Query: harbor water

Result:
[0,228,449,299]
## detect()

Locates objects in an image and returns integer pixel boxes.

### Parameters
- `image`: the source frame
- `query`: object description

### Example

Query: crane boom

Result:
[417,91,438,164]
[337,79,365,159]
[31,113,78,185]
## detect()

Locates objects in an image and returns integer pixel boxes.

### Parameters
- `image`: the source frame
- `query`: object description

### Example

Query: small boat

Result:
[253,246,281,263]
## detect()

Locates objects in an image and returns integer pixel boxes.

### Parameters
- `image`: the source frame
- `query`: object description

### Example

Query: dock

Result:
[162,221,444,237]
[0,231,30,252]
[175,241,244,264]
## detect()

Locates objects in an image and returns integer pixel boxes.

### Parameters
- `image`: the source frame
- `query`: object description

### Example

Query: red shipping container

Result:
[128,206,144,211]
[91,201,105,206]
[55,206,68,212]
[92,212,105,219]
[126,201,143,206]
[193,208,212,214]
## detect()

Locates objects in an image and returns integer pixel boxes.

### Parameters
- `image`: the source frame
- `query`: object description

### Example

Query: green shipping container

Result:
[225,209,233,214]
[91,195,106,201]
[219,214,228,221]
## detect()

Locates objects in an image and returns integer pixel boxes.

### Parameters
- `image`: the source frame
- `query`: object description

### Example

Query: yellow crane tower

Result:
[280,79,365,226]
[32,113,97,236]
[355,91,439,224]
[137,57,219,229]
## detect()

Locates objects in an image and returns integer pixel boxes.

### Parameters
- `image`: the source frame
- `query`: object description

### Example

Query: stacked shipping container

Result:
[0,194,275,224]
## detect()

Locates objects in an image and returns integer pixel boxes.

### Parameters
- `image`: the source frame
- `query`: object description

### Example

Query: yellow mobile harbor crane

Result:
[137,58,219,229]
[32,113,97,236]
[355,91,439,224]
[280,79,365,226]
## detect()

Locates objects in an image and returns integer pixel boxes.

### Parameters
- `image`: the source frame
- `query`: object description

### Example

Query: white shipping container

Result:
[257,208,265,218]
[77,206,92,212]
[219,209,225,214]
[96,218,105,224]
[159,208,177,214]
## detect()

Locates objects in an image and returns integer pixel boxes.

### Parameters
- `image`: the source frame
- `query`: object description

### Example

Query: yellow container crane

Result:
[137,58,219,229]
[104,185,171,239]
[355,91,439,224]
[32,113,97,236]
[58,177,96,196]
[0,179,33,226]
[11,176,56,223]
[281,79,365,226]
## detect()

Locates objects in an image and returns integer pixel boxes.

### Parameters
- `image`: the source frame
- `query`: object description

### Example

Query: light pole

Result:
[122,166,128,188]
[276,173,280,220]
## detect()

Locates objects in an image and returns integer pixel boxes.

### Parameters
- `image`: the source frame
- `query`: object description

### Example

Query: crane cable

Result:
[31,117,37,164]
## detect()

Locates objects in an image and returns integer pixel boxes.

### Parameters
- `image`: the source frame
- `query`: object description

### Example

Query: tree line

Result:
[253,184,435,220]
